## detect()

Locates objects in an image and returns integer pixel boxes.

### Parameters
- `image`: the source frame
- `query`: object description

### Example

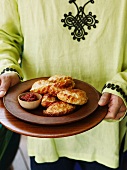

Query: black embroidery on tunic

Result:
[61,0,99,41]
[102,83,127,102]
[1,67,23,80]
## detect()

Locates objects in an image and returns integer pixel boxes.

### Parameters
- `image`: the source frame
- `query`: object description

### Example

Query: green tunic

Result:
[0,0,127,168]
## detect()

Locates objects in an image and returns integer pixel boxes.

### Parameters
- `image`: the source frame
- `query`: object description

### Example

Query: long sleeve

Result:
[103,71,127,107]
[0,0,24,79]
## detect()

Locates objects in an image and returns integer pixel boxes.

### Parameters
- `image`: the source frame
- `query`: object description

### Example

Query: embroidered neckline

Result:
[61,0,99,42]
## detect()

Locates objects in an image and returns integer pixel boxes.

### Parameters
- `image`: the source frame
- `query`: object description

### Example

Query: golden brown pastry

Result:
[41,94,57,107]
[30,80,53,94]
[43,101,76,116]
[48,85,64,96]
[48,75,73,83]
[48,75,75,89]
[57,89,88,105]
[30,75,88,117]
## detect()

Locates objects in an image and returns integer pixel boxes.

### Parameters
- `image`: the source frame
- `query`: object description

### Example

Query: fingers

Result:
[0,76,11,97]
[98,92,111,106]
[0,90,7,97]
[0,73,20,98]
[105,107,125,120]
[105,112,125,120]
[98,93,127,120]
[106,95,126,119]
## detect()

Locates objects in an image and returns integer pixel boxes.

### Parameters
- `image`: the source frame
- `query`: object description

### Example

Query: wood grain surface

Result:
[0,98,108,138]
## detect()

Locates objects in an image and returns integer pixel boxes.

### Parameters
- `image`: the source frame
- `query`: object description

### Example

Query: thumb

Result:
[98,92,111,106]
[0,78,11,98]
[0,90,6,98]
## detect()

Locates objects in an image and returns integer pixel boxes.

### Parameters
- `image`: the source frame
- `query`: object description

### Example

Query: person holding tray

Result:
[0,0,127,170]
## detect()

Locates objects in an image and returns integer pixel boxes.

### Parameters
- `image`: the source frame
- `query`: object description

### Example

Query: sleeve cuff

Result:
[102,83,127,122]
[0,67,23,81]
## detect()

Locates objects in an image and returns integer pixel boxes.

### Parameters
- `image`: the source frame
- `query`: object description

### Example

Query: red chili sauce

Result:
[20,93,38,102]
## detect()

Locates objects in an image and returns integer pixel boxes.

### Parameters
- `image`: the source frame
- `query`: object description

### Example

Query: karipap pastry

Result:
[57,89,88,105]
[41,94,57,107]
[30,75,88,116]
[30,75,75,96]
[30,80,53,94]
[43,101,76,116]
[48,75,75,88]
[48,85,64,96]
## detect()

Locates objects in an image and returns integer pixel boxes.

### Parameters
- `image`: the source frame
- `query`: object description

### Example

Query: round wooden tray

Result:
[3,77,100,125]
[0,98,108,138]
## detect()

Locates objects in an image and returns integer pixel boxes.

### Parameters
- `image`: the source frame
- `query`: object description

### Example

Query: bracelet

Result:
[1,67,23,81]
[102,83,127,102]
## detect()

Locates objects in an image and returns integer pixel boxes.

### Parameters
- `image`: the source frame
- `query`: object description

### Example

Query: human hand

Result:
[0,73,20,98]
[98,92,126,120]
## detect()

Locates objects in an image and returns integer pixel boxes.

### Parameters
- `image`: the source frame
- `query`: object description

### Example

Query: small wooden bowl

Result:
[18,92,42,109]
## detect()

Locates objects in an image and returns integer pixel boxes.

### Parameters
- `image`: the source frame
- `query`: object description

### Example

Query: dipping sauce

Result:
[20,92,38,102]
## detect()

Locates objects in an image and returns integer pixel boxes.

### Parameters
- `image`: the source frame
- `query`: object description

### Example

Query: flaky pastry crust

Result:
[30,80,53,94]
[48,75,75,89]
[57,89,88,105]
[41,94,57,107]
[43,101,76,116]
